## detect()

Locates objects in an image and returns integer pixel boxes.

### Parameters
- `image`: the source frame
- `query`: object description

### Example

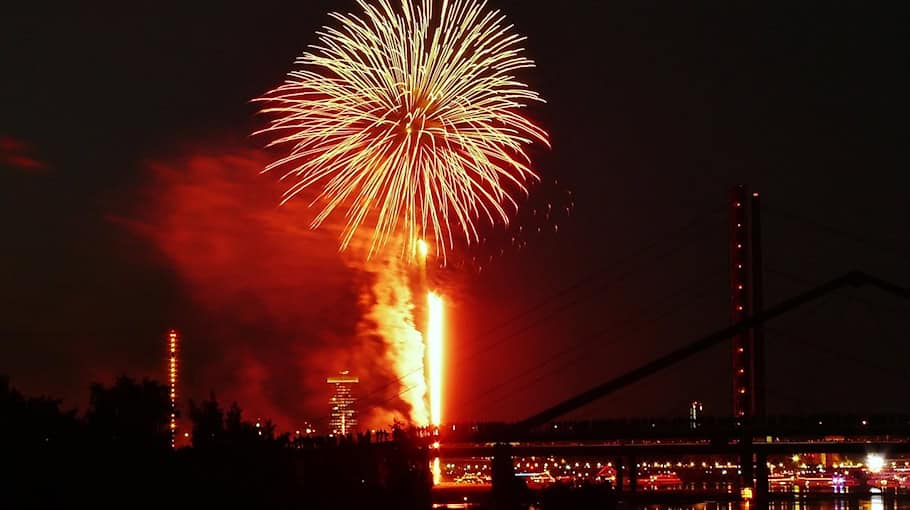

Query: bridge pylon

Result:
[730,186,768,502]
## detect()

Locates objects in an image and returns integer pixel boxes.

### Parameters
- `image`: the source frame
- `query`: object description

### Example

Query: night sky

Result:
[2,2,908,430]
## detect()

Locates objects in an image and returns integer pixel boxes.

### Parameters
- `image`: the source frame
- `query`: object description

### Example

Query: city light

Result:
[432,457,442,486]
[428,292,444,428]
[327,371,359,435]
[741,487,753,500]
[867,453,886,473]
[437,451,910,494]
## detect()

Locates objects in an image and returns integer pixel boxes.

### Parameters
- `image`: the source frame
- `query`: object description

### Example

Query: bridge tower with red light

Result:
[729,186,767,498]
[729,187,751,421]
[729,186,766,421]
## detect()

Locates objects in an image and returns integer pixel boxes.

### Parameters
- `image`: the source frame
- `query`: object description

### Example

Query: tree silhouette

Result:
[190,394,288,449]
[1,374,432,510]
[1,374,79,449]
[85,375,171,450]
[188,391,224,449]
[224,401,274,445]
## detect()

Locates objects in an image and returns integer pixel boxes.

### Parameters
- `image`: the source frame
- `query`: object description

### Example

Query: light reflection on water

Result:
[435,495,910,510]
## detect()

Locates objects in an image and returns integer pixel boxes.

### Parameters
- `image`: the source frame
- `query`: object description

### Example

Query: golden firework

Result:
[256,0,549,258]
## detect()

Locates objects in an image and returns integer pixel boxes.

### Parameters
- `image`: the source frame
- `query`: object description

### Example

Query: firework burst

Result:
[256,0,549,259]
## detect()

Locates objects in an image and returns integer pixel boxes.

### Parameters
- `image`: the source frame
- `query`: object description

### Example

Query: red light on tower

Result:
[167,330,179,449]
[729,186,751,422]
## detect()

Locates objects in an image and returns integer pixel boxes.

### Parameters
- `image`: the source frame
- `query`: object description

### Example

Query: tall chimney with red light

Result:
[167,329,179,449]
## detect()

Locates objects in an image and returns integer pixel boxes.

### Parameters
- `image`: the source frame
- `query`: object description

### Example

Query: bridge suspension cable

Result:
[461,273,725,417]
[313,207,728,425]
[515,271,910,431]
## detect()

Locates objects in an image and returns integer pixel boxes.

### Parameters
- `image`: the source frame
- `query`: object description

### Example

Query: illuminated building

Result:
[689,401,703,430]
[327,371,359,435]
[167,329,179,449]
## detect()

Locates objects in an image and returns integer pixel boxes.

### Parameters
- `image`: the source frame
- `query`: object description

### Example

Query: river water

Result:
[634,498,910,509]
[433,497,910,510]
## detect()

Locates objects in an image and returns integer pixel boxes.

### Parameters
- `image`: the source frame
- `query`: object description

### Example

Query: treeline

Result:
[0,374,429,510]
[0,374,288,450]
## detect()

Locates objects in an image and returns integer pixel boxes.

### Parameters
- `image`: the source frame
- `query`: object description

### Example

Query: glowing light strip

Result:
[168,330,178,449]
[427,292,444,427]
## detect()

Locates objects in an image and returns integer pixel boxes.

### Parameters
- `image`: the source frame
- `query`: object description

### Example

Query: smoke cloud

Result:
[128,147,427,431]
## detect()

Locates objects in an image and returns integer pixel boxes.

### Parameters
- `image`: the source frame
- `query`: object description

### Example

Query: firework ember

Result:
[256,0,549,258]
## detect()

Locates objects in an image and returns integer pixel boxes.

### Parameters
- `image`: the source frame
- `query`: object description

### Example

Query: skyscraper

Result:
[689,401,703,430]
[327,371,359,436]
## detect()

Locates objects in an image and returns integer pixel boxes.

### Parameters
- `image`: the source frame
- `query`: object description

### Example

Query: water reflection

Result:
[633,498,907,510]
[871,494,885,510]
[433,495,910,509]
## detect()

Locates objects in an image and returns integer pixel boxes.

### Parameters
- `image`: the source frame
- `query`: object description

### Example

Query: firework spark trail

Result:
[256,0,549,259]
[427,291,444,427]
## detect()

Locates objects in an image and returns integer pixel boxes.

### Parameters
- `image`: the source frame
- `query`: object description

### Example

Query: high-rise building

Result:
[689,401,703,430]
[327,371,359,436]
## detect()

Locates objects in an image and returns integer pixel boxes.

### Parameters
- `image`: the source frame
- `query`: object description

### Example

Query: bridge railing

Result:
[439,414,910,444]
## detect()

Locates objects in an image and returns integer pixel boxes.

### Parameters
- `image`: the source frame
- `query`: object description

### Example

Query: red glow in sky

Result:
[130,148,416,431]
[0,135,46,172]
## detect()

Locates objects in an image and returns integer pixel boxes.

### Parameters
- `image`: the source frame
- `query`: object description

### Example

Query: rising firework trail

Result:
[427,291,444,427]
[256,0,549,258]
[417,238,444,428]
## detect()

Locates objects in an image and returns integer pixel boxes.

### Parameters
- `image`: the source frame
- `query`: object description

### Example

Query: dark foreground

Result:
[3,442,432,510]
